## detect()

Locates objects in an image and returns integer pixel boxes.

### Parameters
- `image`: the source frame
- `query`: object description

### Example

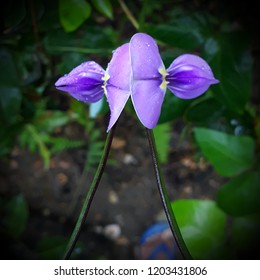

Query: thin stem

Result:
[29,0,42,52]
[48,46,112,54]
[146,128,192,260]
[118,0,139,30]
[63,124,116,259]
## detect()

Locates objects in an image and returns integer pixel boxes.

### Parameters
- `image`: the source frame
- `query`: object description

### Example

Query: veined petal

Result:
[106,43,131,91]
[131,80,166,129]
[130,33,165,80]
[166,54,219,99]
[105,43,131,131]
[55,61,105,103]
[106,86,130,131]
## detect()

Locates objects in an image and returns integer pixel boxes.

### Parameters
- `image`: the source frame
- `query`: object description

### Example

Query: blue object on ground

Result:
[140,222,175,260]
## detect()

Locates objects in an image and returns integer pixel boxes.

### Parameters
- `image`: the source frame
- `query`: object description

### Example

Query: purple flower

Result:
[55,61,105,103]
[129,33,219,129]
[105,43,131,131]
[55,43,131,131]
[55,33,219,131]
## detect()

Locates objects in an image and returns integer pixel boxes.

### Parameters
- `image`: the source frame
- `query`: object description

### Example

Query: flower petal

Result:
[130,33,165,80]
[106,86,130,131]
[106,43,131,91]
[55,61,105,103]
[131,80,165,129]
[105,43,131,131]
[166,54,219,99]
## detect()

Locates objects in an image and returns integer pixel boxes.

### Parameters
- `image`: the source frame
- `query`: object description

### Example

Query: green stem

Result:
[63,125,116,259]
[146,128,192,260]
[48,46,112,54]
[118,0,139,30]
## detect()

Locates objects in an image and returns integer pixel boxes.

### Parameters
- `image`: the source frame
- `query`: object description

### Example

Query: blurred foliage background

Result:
[0,0,260,259]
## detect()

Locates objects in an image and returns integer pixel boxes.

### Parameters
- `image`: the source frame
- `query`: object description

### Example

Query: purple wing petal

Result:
[106,43,131,91]
[105,43,131,131]
[130,33,166,128]
[131,80,165,129]
[106,86,130,131]
[166,54,219,99]
[130,33,165,80]
[55,61,105,103]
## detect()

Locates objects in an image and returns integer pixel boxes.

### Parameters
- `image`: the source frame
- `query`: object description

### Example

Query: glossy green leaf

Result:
[91,0,113,19]
[59,0,91,32]
[171,199,227,259]
[203,33,252,113]
[153,123,171,164]
[5,195,29,239]
[217,171,260,216]
[193,127,255,176]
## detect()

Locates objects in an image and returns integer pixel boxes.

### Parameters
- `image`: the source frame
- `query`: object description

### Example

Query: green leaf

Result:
[158,91,192,124]
[203,33,252,113]
[185,97,255,136]
[4,195,29,239]
[153,123,171,164]
[35,111,69,133]
[91,0,113,19]
[142,10,216,50]
[0,48,22,124]
[0,123,22,157]
[49,137,84,154]
[143,9,211,51]
[217,171,260,216]
[26,125,50,168]
[193,127,255,176]
[57,52,87,74]
[143,23,202,51]
[185,97,224,128]
[59,0,91,32]
[171,199,227,259]
[44,25,115,55]
[0,86,22,124]
[37,236,84,259]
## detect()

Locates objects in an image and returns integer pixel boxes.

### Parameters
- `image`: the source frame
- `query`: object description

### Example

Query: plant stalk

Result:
[118,0,139,30]
[63,125,116,259]
[146,128,192,260]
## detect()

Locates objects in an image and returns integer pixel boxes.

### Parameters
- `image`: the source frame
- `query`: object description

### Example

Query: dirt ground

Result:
[0,109,225,260]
